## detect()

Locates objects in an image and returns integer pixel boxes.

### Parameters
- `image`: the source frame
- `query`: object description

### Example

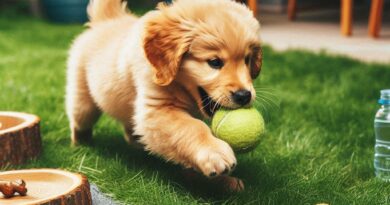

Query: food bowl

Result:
[0,112,41,167]
[0,169,91,205]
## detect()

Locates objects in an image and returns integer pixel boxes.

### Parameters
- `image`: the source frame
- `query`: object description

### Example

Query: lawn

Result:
[1,12,390,205]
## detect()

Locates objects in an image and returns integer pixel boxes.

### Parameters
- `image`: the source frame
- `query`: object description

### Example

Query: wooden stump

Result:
[0,169,92,205]
[0,112,42,167]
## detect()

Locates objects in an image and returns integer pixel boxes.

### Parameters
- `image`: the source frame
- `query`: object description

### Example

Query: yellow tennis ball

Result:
[211,107,265,152]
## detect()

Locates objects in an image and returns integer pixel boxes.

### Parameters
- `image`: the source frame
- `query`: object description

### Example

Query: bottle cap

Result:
[379,89,390,105]
[380,89,390,97]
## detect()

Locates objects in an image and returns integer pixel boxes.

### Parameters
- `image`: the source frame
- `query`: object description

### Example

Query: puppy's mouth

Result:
[198,87,221,117]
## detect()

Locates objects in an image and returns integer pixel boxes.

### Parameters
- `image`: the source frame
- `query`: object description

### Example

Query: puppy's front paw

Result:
[194,138,237,177]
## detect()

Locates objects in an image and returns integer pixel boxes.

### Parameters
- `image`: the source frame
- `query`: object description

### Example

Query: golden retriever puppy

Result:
[66,0,262,179]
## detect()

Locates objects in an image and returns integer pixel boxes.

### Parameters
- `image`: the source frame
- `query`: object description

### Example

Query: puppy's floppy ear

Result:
[250,46,263,79]
[143,8,192,86]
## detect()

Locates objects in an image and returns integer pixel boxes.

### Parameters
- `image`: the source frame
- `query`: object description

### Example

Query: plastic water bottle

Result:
[374,89,390,181]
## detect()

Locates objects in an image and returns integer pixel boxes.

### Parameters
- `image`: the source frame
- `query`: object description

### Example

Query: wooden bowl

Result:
[0,169,92,205]
[0,112,42,167]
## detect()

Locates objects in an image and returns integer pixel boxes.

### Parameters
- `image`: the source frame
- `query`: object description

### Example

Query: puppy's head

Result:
[143,0,262,117]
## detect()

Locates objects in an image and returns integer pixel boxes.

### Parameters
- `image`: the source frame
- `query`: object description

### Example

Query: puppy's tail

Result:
[87,0,129,24]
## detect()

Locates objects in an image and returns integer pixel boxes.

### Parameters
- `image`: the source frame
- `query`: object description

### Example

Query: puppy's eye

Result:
[207,58,224,69]
[245,55,251,65]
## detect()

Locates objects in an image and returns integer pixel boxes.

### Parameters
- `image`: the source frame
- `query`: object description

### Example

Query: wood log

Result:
[0,112,42,167]
[0,169,92,205]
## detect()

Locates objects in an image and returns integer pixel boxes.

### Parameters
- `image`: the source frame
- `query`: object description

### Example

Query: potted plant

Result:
[41,0,89,23]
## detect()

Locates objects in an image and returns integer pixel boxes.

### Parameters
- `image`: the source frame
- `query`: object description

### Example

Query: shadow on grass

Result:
[87,132,281,201]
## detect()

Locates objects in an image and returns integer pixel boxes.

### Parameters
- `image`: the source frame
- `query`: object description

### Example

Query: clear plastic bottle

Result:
[374,89,390,181]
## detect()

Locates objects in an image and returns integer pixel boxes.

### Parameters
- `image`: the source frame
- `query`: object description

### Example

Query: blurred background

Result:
[1,0,389,63]
[1,1,389,204]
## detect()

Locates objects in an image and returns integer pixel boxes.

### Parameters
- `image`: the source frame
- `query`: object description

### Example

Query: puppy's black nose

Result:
[232,89,251,106]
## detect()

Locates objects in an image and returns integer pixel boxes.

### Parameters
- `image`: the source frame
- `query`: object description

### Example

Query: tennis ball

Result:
[211,107,265,152]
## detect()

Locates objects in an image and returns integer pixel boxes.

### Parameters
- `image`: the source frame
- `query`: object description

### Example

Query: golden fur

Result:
[66,0,262,178]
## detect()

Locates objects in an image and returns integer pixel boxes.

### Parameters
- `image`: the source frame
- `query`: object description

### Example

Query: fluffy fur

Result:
[66,0,262,178]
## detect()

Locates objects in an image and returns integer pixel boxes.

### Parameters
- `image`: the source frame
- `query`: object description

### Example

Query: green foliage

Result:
[1,16,390,205]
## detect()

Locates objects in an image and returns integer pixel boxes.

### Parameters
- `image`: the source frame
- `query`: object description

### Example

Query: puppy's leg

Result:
[137,108,237,177]
[66,65,101,145]
[123,124,143,149]
[182,168,244,193]
[123,125,134,144]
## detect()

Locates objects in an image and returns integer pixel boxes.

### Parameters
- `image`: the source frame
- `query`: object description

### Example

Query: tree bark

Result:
[0,112,42,167]
[39,175,92,205]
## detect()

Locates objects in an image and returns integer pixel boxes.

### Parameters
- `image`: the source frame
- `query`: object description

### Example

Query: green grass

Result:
[1,14,390,205]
